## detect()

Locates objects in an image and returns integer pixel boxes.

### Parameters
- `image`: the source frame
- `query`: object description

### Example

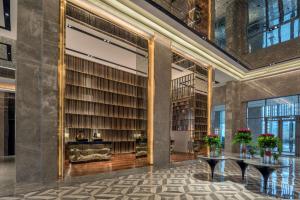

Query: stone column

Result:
[224,81,241,153]
[0,92,4,156]
[16,0,59,183]
[152,35,172,167]
[225,0,248,55]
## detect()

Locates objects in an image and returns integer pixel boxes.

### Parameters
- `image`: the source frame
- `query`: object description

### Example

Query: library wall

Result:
[64,3,149,166]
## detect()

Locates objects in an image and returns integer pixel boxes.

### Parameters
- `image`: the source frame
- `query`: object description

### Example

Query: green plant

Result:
[248,142,257,156]
[232,128,252,145]
[260,148,264,157]
[257,133,278,149]
[204,134,221,148]
[273,153,279,161]
[277,139,283,155]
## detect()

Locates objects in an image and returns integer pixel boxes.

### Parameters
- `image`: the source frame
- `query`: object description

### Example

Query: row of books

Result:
[101,131,138,142]
[66,55,148,87]
[65,114,147,130]
[65,85,147,109]
[65,100,147,119]
[66,71,147,98]
[111,142,136,154]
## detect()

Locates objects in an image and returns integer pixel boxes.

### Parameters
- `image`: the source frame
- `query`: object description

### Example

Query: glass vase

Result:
[240,143,247,158]
[209,145,218,157]
[263,148,272,164]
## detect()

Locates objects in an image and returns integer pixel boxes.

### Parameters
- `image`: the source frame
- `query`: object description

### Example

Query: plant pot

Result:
[263,148,272,164]
[209,145,218,157]
[240,143,247,158]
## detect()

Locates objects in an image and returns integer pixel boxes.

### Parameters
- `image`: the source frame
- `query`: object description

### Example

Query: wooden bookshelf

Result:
[171,65,208,153]
[65,55,147,154]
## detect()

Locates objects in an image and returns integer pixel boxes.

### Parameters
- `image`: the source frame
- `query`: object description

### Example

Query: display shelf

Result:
[171,67,208,153]
[65,55,148,155]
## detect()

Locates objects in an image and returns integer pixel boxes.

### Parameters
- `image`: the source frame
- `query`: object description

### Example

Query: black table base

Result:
[206,159,220,180]
[253,165,276,191]
[235,160,248,181]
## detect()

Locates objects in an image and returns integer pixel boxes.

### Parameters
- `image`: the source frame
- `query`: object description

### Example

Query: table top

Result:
[197,155,228,160]
[244,159,291,168]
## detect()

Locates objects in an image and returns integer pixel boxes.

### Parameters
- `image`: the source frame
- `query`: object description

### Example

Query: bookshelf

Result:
[65,55,148,154]
[171,65,208,153]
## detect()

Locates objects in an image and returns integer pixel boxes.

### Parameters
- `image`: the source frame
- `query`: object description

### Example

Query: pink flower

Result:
[260,133,274,137]
[237,128,251,133]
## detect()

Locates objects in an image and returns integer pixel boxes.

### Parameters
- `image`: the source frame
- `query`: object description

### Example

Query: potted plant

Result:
[257,133,281,164]
[233,128,252,158]
[273,139,282,164]
[248,142,257,158]
[204,134,221,157]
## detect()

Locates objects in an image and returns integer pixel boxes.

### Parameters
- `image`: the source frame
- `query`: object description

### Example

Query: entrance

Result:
[266,117,296,155]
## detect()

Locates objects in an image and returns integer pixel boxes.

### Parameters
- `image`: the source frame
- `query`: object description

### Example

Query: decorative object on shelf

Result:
[233,128,252,158]
[257,133,281,164]
[204,134,221,157]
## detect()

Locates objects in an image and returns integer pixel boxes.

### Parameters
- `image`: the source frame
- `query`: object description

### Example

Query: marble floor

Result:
[0,157,299,199]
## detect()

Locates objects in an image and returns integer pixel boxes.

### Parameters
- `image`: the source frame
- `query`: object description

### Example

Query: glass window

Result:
[212,105,225,147]
[247,95,300,152]
[268,0,280,27]
[266,28,279,46]
[283,0,297,22]
[247,0,300,51]
[281,22,291,42]
[294,18,300,38]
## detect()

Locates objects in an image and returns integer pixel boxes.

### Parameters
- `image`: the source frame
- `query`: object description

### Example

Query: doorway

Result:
[266,117,296,155]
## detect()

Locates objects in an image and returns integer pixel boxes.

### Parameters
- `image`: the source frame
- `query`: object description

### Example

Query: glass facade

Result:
[212,105,225,147]
[247,95,300,155]
[248,0,300,52]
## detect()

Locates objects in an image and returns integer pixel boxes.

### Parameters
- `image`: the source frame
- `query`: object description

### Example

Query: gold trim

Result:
[58,0,66,178]
[207,66,213,135]
[0,83,15,91]
[208,0,212,40]
[147,38,155,165]
[206,66,213,155]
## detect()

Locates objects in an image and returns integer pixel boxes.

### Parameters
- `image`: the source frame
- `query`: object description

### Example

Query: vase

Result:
[263,148,272,164]
[209,145,218,157]
[240,143,247,158]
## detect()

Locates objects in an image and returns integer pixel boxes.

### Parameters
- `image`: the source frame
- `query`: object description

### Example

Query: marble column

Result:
[152,35,172,167]
[16,0,60,183]
[224,81,241,153]
[0,92,4,156]
[225,0,248,55]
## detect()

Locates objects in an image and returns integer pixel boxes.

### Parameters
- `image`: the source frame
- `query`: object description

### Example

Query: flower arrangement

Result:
[204,134,221,157]
[257,133,282,163]
[257,133,278,149]
[233,128,252,145]
[233,128,252,158]
[204,134,221,147]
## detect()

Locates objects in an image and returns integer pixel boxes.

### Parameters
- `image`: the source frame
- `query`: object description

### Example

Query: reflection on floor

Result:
[171,152,195,162]
[1,157,300,199]
[65,153,148,177]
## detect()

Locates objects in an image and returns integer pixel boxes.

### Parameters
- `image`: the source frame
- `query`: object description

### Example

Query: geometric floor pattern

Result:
[1,158,299,200]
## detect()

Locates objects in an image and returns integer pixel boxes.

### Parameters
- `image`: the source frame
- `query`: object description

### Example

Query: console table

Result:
[244,160,290,191]
[197,156,227,179]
